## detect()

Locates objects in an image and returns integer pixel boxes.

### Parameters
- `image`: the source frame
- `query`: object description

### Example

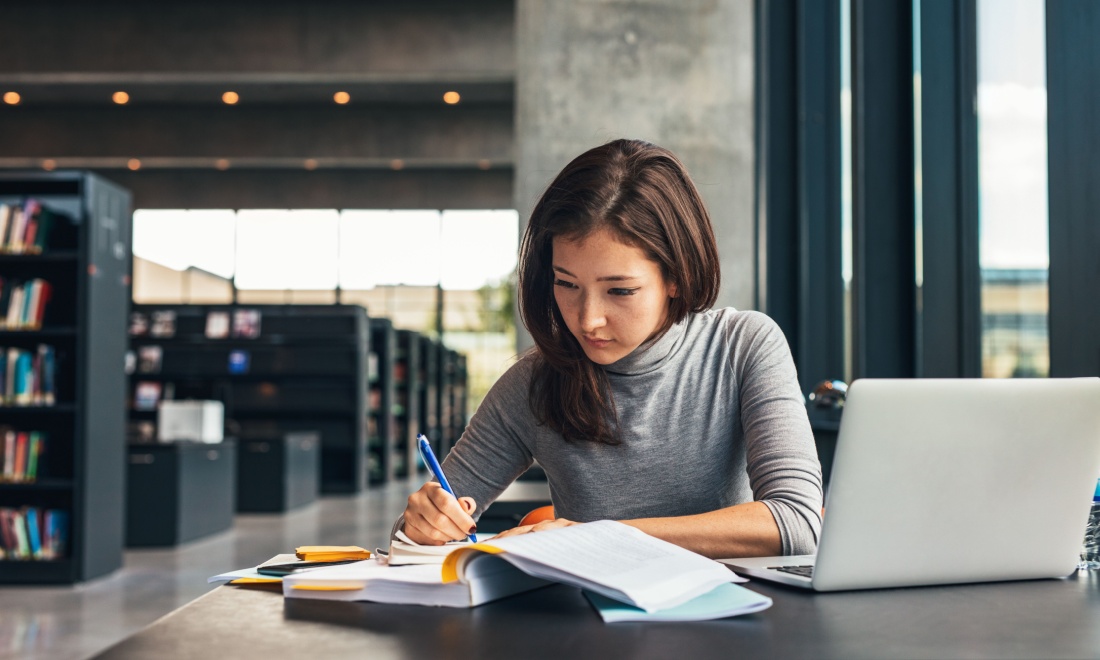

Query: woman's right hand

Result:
[403,482,478,545]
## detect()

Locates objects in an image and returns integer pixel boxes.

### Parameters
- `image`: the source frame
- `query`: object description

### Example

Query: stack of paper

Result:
[284,521,766,620]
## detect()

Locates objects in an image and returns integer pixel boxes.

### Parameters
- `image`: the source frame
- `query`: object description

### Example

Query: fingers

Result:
[402,483,478,544]
[495,519,577,539]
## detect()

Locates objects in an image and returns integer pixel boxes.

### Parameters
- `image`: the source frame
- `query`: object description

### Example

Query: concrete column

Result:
[514,0,756,351]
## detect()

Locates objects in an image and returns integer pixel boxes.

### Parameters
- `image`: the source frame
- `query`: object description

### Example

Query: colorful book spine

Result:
[0,429,46,481]
[0,199,53,254]
[0,344,58,407]
[0,507,68,560]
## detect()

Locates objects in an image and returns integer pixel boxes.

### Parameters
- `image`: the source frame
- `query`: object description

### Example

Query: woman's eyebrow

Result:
[552,266,639,282]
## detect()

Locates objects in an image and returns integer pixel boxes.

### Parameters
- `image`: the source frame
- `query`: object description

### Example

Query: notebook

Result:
[285,520,746,613]
[385,529,473,566]
[720,377,1100,591]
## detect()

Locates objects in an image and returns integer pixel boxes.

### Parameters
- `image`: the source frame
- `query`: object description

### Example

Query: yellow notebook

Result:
[295,545,371,562]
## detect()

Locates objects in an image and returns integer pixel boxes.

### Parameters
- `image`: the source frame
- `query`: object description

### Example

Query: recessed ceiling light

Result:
[333,91,350,105]
[112,91,130,105]
[222,91,240,105]
[390,159,405,171]
[477,159,491,170]
[3,92,21,105]
[42,159,57,171]
[303,159,318,170]
[127,159,142,171]
[443,91,460,105]
[215,159,230,171]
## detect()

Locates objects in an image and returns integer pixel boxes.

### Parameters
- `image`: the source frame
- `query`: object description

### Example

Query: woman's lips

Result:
[583,336,612,348]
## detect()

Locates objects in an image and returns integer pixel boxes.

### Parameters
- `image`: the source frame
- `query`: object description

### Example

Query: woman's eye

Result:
[554,279,577,289]
[609,288,639,296]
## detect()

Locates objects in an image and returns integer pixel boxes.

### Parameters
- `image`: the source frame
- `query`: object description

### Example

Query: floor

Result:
[0,480,416,660]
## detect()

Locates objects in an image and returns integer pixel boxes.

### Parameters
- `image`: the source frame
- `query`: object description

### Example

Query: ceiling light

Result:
[42,159,57,171]
[390,159,405,171]
[303,159,318,170]
[215,159,230,171]
[112,91,130,105]
[443,91,460,105]
[3,92,21,105]
[333,91,350,105]
[222,91,240,105]
[127,159,141,171]
[477,159,491,170]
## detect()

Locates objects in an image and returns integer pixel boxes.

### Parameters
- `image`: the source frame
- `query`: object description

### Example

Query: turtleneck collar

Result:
[602,316,688,376]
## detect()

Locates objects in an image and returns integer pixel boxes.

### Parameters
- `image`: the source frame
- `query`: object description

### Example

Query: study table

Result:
[96,570,1100,659]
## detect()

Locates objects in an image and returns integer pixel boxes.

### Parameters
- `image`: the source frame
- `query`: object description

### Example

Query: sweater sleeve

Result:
[390,354,538,539]
[729,311,824,555]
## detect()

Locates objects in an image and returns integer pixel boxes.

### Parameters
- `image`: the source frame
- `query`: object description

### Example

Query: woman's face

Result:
[551,228,677,365]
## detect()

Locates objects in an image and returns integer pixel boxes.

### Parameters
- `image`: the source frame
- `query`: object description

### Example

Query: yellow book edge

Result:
[440,543,505,583]
[229,577,282,585]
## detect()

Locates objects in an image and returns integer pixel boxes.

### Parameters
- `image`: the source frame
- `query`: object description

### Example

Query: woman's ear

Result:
[667,281,679,299]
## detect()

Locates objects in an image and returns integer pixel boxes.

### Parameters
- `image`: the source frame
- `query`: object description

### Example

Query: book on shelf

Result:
[137,345,162,374]
[0,344,57,406]
[0,278,52,330]
[133,381,163,411]
[149,310,176,338]
[0,507,68,560]
[232,309,262,338]
[205,311,230,339]
[0,200,57,255]
[129,311,149,337]
[1,429,47,481]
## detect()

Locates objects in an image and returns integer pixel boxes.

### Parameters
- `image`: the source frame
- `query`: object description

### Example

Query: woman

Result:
[400,139,822,558]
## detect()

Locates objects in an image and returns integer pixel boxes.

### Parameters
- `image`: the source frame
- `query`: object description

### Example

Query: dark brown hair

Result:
[518,139,720,445]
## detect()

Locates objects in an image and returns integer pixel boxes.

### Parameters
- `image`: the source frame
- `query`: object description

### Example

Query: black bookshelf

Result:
[419,335,442,461]
[368,318,395,485]
[393,329,422,479]
[127,304,369,494]
[0,171,131,584]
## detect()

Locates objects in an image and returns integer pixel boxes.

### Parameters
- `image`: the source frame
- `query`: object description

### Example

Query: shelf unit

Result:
[393,329,421,479]
[439,347,469,457]
[127,304,369,494]
[418,335,442,461]
[367,318,395,485]
[0,171,131,584]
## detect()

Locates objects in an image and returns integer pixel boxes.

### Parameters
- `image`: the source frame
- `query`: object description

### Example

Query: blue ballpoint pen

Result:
[417,434,477,542]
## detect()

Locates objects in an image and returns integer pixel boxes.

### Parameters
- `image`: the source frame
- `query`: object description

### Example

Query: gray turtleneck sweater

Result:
[431,308,823,556]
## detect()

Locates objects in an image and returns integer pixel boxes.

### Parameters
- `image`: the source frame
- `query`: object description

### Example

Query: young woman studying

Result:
[399,139,823,559]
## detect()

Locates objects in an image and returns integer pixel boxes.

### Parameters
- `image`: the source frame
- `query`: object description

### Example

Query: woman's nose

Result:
[578,294,606,332]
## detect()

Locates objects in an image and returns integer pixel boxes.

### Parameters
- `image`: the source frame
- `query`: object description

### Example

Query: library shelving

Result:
[0,171,132,584]
[419,335,442,461]
[367,318,395,485]
[127,304,369,494]
[439,347,469,457]
[392,329,421,479]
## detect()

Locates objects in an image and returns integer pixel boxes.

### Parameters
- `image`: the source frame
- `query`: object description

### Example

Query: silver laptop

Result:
[720,378,1100,591]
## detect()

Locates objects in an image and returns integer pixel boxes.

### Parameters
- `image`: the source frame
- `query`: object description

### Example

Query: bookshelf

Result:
[393,329,421,479]
[368,318,395,485]
[0,171,131,584]
[419,335,442,461]
[439,348,469,457]
[127,304,369,494]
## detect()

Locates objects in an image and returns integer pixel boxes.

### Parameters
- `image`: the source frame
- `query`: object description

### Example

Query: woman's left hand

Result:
[493,518,578,539]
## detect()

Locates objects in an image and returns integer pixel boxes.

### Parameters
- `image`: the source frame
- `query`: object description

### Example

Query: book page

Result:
[480,520,744,612]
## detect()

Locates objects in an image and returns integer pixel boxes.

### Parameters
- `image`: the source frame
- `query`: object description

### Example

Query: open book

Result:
[284,521,751,614]
[386,529,472,566]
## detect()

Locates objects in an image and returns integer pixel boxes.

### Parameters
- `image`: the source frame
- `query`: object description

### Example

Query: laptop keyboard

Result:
[770,565,814,578]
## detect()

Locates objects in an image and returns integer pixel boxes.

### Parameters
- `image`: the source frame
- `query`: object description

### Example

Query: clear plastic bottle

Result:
[1080,478,1100,571]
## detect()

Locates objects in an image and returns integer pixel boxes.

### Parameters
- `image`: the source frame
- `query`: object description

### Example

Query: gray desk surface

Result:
[97,570,1100,659]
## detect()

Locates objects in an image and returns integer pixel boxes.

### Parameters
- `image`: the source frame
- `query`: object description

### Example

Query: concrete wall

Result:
[514,0,756,350]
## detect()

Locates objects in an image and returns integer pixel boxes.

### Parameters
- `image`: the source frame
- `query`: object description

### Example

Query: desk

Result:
[95,571,1100,659]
